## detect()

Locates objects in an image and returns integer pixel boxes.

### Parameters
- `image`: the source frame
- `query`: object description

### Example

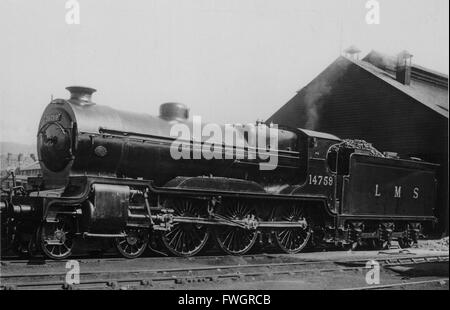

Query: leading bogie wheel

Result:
[40,218,75,260]
[214,200,258,255]
[273,205,311,254]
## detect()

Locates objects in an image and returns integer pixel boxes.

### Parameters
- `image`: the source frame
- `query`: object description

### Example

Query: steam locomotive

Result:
[0,86,438,259]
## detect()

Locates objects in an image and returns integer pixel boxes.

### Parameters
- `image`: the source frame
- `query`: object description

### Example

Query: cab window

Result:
[326,150,337,173]
[327,148,352,175]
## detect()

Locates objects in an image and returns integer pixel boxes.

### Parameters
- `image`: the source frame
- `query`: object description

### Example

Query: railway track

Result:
[0,245,296,265]
[0,251,316,268]
[344,279,449,290]
[1,254,448,290]
[0,244,443,266]
[1,253,246,266]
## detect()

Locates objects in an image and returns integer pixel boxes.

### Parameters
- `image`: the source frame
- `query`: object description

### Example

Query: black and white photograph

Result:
[0,0,448,298]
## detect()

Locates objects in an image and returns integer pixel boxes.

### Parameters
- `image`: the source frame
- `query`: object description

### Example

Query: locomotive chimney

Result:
[66,86,97,105]
[396,51,413,85]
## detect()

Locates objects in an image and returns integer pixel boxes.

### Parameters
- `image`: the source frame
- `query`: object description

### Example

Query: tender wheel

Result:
[398,231,417,249]
[274,206,311,254]
[161,198,210,257]
[398,225,419,249]
[369,239,390,250]
[214,200,258,255]
[398,237,414,249]
[40,218,74,260]
[342,241,359,251]
[115,229,149,259]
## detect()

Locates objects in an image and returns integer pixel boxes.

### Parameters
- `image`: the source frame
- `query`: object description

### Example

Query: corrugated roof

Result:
[362,50,449,81]
[298,129,341,141]
[347,56,448,118]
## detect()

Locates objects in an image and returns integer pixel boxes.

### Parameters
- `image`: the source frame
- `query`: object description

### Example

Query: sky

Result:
[0,0,448,145]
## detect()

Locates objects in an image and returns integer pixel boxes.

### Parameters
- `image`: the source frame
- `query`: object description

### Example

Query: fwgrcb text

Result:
[223,295,271,305]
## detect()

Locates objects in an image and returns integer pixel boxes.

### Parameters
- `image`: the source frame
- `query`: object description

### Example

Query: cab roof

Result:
[298,128,341,141]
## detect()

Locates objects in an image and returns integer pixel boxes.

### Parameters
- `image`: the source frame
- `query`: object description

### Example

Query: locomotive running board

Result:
[40,176,327,204]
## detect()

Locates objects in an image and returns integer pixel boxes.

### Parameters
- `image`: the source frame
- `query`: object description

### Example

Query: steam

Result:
[363,50,398,72]
[302,58,351,130]
[303,81,332,130]
[268,56,351,130]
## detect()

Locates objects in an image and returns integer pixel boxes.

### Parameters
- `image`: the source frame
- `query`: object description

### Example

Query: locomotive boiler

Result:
[38,86,301,189]
[1,86,439,259]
